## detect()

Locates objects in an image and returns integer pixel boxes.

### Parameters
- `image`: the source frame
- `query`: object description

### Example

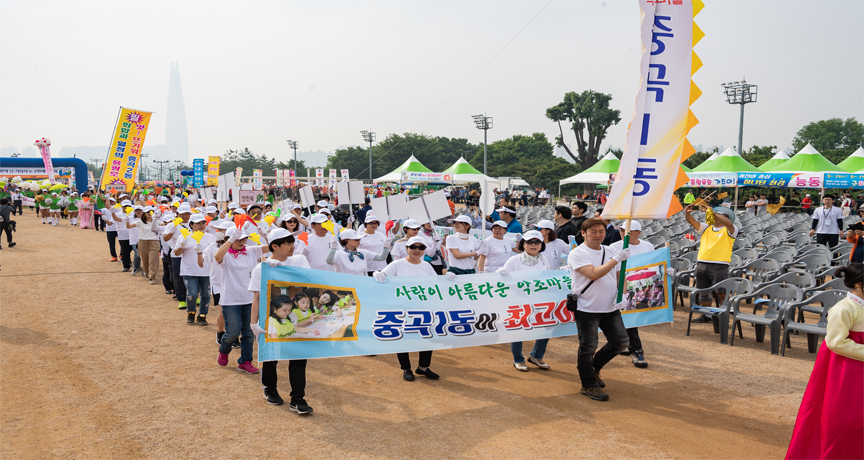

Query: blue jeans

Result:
[183,276,210,316]
[220,304,253,364]
[574,309,629,388]
[511,339,549,363]
[132,243,141,270]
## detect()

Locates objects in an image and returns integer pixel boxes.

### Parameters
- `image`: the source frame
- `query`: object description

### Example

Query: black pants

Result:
[574,310,629,388]
[12,200,22,215]
[162,253,174,291]
[431,264,444,275]
[171,257,187,301]
[107,231,118,258]
[60,206,68,219]
[0,222,12,244]
[261,360,307,402]
[627,327,642,352]
[118,239,132,269]
[95,213,105,231]
[397,351,432,370]
[816,233,839,247]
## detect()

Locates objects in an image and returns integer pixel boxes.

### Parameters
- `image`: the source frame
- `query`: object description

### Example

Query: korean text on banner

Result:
[100,107,153,191]
[275,169,283,187]
[288,169,295,186]
[256,249,673,361]
[207,157,220,186]
[34,138,56,184]
[685,172,736,188]
[252,169,263,190]
[193,159,205,187]
[235,167,243,186]
[341,169,350,182]
[602,0,704,220]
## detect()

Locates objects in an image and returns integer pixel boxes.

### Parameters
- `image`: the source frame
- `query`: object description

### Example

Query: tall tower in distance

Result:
[166,61,189,163]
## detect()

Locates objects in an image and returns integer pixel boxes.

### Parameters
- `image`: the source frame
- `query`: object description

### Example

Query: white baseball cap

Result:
[522,230,543,242]
[189,214,206,223]
[177,205,192,214]
[132,205,143,211]
[491,220,508,229]
[225,226,248,240]
[406,236,427,248]
[364,214,380,223]
[402,219,421,229]
[533,219,555,230]
[453,215,472,225]
[805,194,811,197]
[496,207,516,214]
[292,203,303,210]
[267,228,294,242]
[228,202,239,210]
[318,208,331,215]
[159,196,169,202]
[232,208,246,215]
[208,199,217,204]
[205,206,218,214]
[310,214,328,224]
[161,213,176,222]
[316,200,328,207]
[107,196,116,202]
[215,220,235,230]
[121,200,132,206]
[614,220,642,231]
[339,229,367,240]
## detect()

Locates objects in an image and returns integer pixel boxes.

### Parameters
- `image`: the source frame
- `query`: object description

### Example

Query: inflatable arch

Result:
[0,157,89,191]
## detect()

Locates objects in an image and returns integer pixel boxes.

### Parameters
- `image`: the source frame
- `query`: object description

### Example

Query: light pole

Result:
[286,140,299,173]
[721,80,758,156]
[472,114,493,175]
[153,159,169,180]
[361,130,376,182]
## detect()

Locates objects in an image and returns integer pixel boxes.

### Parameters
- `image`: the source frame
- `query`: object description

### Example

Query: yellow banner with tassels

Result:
[602,0,703,220]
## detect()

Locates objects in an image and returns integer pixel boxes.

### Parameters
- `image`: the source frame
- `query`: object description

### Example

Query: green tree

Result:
[742,145,777,168]
[793,117,864,164]
[469,133,579,190]
[546,90,622,171]
[682,147,717,170]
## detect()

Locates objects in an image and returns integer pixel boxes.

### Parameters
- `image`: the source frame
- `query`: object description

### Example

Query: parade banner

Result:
[275,169,283,186]
[684,172,736,188]
[341,169,350,182]
[602,0,703,219]
[288,169,295,187]
[316,168,323,187]
[329,169,337,189]
[235,167,243,186]
[253,169,263,190]
[399,171,453,182]
[207,156,220,186]
[238,190,266,206]
[193,159,205,187]
[34,138,55,184]
[100,107,152,191]
[256,249,673,361]
[737,172,822,189]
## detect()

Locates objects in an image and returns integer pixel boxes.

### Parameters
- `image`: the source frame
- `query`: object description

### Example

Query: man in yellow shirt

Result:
[684,204,738,323]
[683,191,696,205]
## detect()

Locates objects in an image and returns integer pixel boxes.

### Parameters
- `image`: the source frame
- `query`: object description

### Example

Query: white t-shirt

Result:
[127,215,140,245]
[502,254,550,272]
[248,256,311,294]
[541,239,570,269]
[302,233,336,272]
[202,242,224,295]
[358,231,387,271]
[381,258,437,277]
[218,245,264,305]
[755,199,768,214]
[446,234,480,270]
[812,206,844,234]
[131,217,159,241]
[163,221,190,258]
[567,244,622,313]
[332,249,377,275]
[478,236,516,272]
[391,240,408,261]
[609,239,656,257]
[745,200,756,215]
[100,208,117,231]
[174,232,217,277]
[115,210,130,240]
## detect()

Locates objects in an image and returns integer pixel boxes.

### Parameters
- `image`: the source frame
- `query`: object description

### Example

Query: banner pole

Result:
[616,218,632,303]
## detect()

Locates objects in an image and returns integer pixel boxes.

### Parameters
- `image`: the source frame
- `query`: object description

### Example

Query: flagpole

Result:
[616,218,632,303]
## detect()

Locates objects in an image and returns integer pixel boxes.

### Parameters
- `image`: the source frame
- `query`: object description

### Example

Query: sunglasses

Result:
[524,239,543,245]
[407,245,426,250]
[367,222,379,226]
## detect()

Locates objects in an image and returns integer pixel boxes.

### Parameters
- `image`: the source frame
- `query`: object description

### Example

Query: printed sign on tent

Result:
[256,248,672,361]
[684,172,737,188]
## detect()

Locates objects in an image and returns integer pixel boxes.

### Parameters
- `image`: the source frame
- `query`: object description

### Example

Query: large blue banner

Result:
[193,158,204,188]
[823,173,864,189]
[257,248,674,361]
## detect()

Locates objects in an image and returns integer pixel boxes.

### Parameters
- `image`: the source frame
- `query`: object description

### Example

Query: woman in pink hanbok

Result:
[77,193,94,229]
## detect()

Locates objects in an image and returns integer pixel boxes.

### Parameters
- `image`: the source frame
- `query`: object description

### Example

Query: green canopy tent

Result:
[373,154,433,183]
[758,149,791,172]
[694,147,761,210]
[442,157,500,186]
[766,143,844,173]
[691,151,720,172]
[837,146,864,173]
[558,152,620,198]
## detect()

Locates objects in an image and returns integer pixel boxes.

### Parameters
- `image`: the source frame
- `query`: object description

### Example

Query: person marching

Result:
[477,220,517,274]
[683,204,738,324]
[358,215,388,276]
[67,192,79,226]
[325,229,391,276]
[609,221,654,368]
[127,206,161,285]
[373,236,454,381]
[534,219,570,269]
[248,228,316,413]
[497,230,552,372]
[300,214,338,272]
[446,215,480,275]
[391,219,422,262]
[173,214,216,324]
[164,205,192,309]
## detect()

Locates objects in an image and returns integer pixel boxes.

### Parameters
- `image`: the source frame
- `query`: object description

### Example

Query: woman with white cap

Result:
[358,215,389,276]
[374,235,454,381]
[157,212,176,295]
[391,219,422,261]
[199,221,235,346]
[174,213,215,323]
[127,206,161,284]
[215,226,271,375]
[417,222,445,275]
[127,205,143,276]
[111,199,134,272]
[478,220,519,273]
[301,214,338,272]
[325,229,391,275]
[534,219,570,269]
[446,215,481,275]
[248,228,316,412]
[164,205,192,308]
[497,230,553,372]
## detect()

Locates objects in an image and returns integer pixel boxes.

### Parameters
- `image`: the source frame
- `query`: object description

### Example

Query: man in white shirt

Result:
[101,196,119,262]
[609,221,654,369]
[567,217,631,401]
[113,199,133,271]
[165,205,193,308]
[810,194,845,247]
[10,189,22,216]
[744,195,757,215]
[755,194,769,216]
[173,214,216,325]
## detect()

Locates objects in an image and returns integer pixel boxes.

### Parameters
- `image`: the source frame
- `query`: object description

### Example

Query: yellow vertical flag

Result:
[100,107,153,191]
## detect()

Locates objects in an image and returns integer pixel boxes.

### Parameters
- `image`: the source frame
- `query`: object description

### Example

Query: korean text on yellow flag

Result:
[100,107,153,191]
[602,0,703,220]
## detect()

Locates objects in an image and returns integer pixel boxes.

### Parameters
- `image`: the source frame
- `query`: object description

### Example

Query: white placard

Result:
[386,194,410,221]
[299,186,315,208]
[370,197,389,221]
[422,190,452,221]
[349,181,365,205]
[407,197,429,224]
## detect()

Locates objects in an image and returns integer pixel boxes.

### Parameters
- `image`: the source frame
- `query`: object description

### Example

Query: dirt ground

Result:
[1,210,815,459]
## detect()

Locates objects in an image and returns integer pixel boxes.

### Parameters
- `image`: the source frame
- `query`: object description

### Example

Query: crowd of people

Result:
[2,180,861,456]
